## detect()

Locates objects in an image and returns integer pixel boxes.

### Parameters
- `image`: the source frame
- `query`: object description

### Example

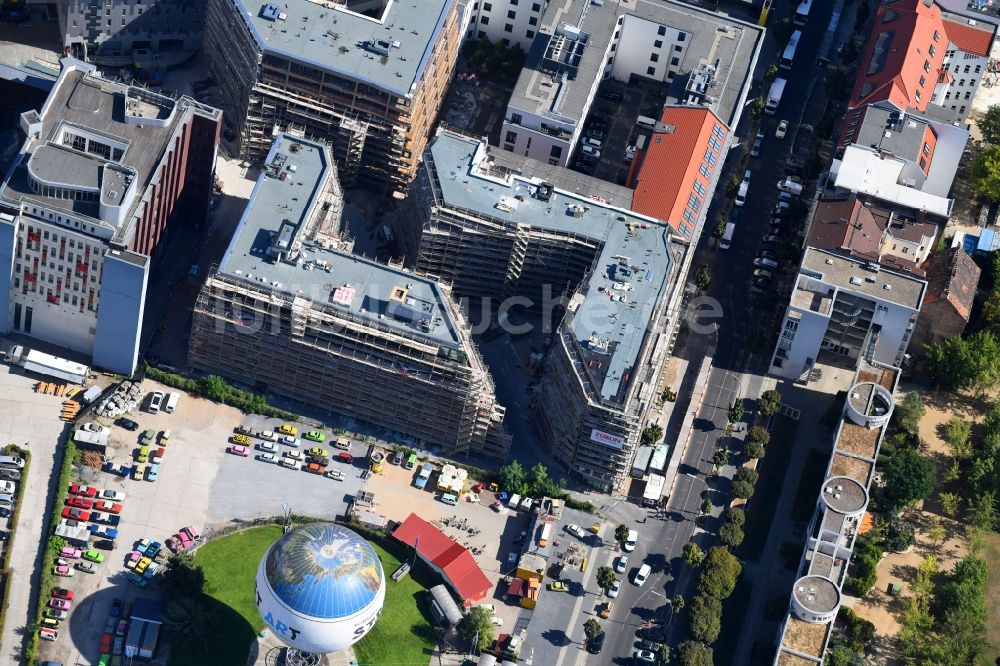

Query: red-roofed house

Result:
[629,106,729,240]
[392,513,493,607]
[911,248,981,350]
[847,0,996,125]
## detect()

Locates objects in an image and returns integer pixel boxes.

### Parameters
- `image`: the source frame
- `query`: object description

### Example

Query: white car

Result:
[623,529,638,552]
[283,449,304,462]
[565,524,586,539]
[615,555,629,574]
[258,430,278,442]
[257,453,277,464]
[776,120,789,138]
[279,458,301,471]
[257,441,278,453]
[148,391,164,413]
[325,469,345,481]
[608,578,621,598]
[279,435,300,447]
[633,563,651,586]
[99,489,124,501]
[81,422,107,434]
[581,145,601,159]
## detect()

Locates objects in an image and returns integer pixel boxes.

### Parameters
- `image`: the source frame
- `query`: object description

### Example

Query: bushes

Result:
[145,366,296,419]
[844,534,883,597]
[732,466,759,499]
[688,594,722,644]
[698,546,742,600]
[747,426,770,446]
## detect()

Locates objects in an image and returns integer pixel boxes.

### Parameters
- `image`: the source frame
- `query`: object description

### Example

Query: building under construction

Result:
[188,134,508,458]
[410,130,688,491]
[203,0,463,194]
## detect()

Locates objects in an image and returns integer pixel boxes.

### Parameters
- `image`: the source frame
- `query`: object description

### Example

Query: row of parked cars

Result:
[229,424,353,480]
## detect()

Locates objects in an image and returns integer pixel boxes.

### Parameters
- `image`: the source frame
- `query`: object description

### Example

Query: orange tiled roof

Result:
[630,106,728,239]
[943,18,994,56]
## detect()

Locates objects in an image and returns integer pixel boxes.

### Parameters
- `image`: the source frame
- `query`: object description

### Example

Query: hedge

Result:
[145,366,297,420]
[0,445,29,652]
[25,437,76,663]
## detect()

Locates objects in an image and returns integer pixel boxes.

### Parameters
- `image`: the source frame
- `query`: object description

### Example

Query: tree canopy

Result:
[687,594,722,644]
[893,391,925,436]
[642,424,664,446]
[460,606,496,650]
[678,641,714,666]
[162,553,206,599]
[697,546,742,600]
[758,389,781,416]
[682,541,704,567]
[978,105,1000,144]
[882,449,936,509]
[971,146,1000,201]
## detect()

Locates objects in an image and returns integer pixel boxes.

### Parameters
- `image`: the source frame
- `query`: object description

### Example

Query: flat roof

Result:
[427,130,677,401]
[218,133,461,347]
[820,475,867,514]
[793,575,840,615]
[235,0,453,98]
[507,0,763,129]
[800,247,925,310]
[833,146,953,217]
[0,62,221,239]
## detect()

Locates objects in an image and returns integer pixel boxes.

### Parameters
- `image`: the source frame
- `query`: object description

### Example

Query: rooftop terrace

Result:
[219,133,461,347]
[799,247,926,310]
[235,0,453,98]
[427,130,678,401]
[508,0,763,128]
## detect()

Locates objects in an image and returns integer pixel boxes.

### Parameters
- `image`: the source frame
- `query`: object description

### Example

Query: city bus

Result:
[780,30,802,69]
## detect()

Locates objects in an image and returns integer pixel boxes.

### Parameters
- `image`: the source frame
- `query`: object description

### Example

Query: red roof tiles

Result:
[393,513,492,606]
[942,19,993,57]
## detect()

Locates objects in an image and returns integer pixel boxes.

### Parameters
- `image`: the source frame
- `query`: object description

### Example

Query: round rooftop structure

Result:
[791,575,841,623]
[845,381,894,429]
[820,475,868,517]
[255,523,386,654]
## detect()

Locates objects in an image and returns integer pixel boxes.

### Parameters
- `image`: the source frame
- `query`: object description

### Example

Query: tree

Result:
[719,521,745,548]
[940,491,961,518]
[162,553,206,599]
[725,177,740,198]
[941,417,971,459]
[725,507,745,527]
[750,96,766,119]
[747,426,771,445]
[596,566,617,591]
[527,462,550,496]
[615,523,630,545]
[764,64,779,83]
[712,449,730,469]
[732,479,755,499]
[972,146,1000,201]
[927,517,947,551]
[838,38,859,66]
[729,399,745,424]
[499,460,529,496]
[163,597,214,650]
[712,218,728,240]
[758,389,781,416]
[657,644,672,664]
[695,265,711,292]
[682,541,704,567]
[826,644,865,666]
[883,449,936,508]
[982,289,1000,329]
[583,618,602,639]
[460,606,496,650]
[894,391,925,436]
[671,594,686,611]
[642,424,664,446]
[698,546,742,600]
[700,499,713,516]
[978,105,1000,144]
[746,442,766,459]
[688,594,722,644]
[735,467,759,486]
[678,641,714,666]
[967,491,998,532]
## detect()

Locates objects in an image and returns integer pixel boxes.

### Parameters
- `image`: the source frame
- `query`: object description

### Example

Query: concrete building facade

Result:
[498,0,762,168]
[769,248,926,382]
[203,0,463,194]
[188,133,508,459]
[0,59,221,374]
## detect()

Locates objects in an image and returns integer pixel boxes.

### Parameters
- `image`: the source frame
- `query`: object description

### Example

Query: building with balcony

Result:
[188,133,508,459]
[409,128,688,492]
[0,59,221,374]
[497,0,762,169]
[848,0,995,123]
[60,0,204,66]
[769,248,926,382]
[203,0,464,195]
[774,361,899,665]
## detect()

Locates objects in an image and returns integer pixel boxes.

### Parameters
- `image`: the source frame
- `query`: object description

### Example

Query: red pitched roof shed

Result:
[630,106,728,239]
[942,19,994,56]
[393,513,492,606]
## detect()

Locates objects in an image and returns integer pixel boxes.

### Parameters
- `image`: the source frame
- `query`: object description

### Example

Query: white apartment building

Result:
[931,14,996,119]
[770,248,927,382]
[498,0,762,166]
[466,0,548,50]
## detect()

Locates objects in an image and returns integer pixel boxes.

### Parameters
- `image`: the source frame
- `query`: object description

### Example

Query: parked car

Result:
[763,234,781,243]
[39,627,59,641]
[99,489,124,501]
[51,587,74,600]
[615,555,629,574]
[81,422,107,434]
[231,434,253,446]
[392,450,404,465]
[279,458,301,471]
[337,452,355,464]
[69,484,97,497]
[95,501,122,514]
[257,441,278,453]
[751,129,764,157]
[587,631,606,654]
[278,423,297,436]
[325,469,345,481]
[258,430,278,441]
[283,450,304,462]
[565,524,586,539]
[776,119,789,138]
[279,435,300,447]
[53,564,73,577]
[257,452,278,464]
[49,598,71,611]
[753,268,774,280]
[634,563,651,586]
[83,549,105,564]
[608,578,622,598]
[304,430,326,443]
[115,418,139,431]
[305,447,329,458]
[633,649,657,663]
[62,507,89,521]
[147,391,164,413]
[44,608,67,620]
[581,145,601,159]
[227,444,250,457]
[75,561,96,573]
[66,496,94,510]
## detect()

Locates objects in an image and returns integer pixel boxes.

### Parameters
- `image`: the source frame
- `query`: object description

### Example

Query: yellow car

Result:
[135,557,152,574]
[278,424,297,436]
[231,434,253,446]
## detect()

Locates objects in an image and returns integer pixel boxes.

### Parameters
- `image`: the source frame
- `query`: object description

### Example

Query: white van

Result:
[0,480,14,495]
[623,529,638,552]
[0,494,14,506]
[164,392,179,413]
[634,563,651,586]
[583,137,603,149]
[0,455,25,470]
[636,115,657,129]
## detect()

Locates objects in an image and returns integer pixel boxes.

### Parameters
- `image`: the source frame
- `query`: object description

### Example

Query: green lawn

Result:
[168,525,438,666]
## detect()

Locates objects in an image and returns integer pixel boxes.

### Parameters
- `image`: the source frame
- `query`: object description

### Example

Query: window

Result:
[532,2,540,10]
[503,37,510,45]
[677,32,686,41]
[922,142,930,155]
[529,16,537,25]
[902,247,909,254]
[657,25,666,36]
[923,59,931,73]
[480,16,488,24]
[504,23,512,32]
[699,164,711,178]
[671,57,679,66]
[965,91,972,100]
[526,30,534,38]
[919,75,926,87]
[694,180,706,196]
[964,65,971,73]
[688,193,701,210]
[646,66,656,76]
[483,2,491,10]
[945,91,952,100]
[650,53,659,62]
[654,39,663,48]
[550,145,562,158]
[510,0,518,4]
[915,90,922,102]
[929,44,936,57]
[976,64,982,73]
[507,9,515,18]
[919,157,927,170]
[933,29,940,42]
[505,130,518,144]
[511,113,522,124]
[674,44,682,52]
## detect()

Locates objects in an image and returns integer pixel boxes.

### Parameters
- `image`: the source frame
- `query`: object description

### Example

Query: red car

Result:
[66,496,94,510]
[69,484,97,498]
[51,587,74,600]
[95,501,123,514]
[62,507,90,521]
[100,632,112,653]
[338,452,354,464]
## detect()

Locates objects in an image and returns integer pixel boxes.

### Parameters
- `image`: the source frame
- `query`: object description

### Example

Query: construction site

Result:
[202,0,463,195]
[187,134,509,459]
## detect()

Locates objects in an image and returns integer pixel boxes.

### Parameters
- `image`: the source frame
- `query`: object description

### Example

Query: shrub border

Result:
[0,444,29,651]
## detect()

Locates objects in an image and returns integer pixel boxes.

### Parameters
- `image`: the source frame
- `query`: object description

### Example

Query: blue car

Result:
[128,572,148,588]
[147,463,159,482]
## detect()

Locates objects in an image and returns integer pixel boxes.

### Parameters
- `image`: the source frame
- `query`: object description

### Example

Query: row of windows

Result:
[475,1,542,12]
[944,90,974,101]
